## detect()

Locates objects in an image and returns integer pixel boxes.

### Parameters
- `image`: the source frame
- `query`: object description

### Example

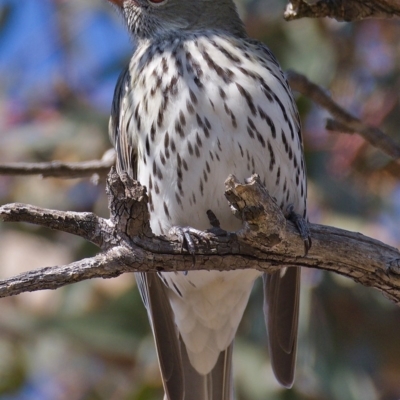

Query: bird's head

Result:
[107,0,246,40]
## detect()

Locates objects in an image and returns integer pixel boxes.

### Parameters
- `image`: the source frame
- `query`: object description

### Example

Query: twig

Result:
[0,248,134,297]
[0,203,114,249]
[287,70,400,160]
[0,149,115,179]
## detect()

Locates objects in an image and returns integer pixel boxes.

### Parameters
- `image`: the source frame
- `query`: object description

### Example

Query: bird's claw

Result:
[286,205,312,256]
[169,226,213,266]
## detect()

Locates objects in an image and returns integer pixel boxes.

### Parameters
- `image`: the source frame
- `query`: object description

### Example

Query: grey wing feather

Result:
[109,66,137,178]
[263,268,300,388]
[136,273,184,400]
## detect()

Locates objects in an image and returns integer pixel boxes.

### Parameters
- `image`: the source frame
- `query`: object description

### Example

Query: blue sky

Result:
[0,0,132,112]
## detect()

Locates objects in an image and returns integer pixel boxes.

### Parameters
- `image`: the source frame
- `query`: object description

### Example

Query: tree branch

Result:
[287,70,400,160]
[1,170,400,303]
[0,149,115,179]
[284,0,400,21]
[0,203,115,249]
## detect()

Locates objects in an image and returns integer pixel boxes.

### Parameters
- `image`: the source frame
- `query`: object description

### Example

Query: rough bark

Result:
[285,0,400,22]
[1,170,400,304]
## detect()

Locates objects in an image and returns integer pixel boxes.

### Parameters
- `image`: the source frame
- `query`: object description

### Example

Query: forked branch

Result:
[287,70,400,160]
[1,170,400,303]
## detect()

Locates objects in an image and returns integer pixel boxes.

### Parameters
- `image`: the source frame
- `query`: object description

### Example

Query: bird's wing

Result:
[109,66,137,178]
[263,268,300,388]
[251,41,303,388]
[109,67,184,399]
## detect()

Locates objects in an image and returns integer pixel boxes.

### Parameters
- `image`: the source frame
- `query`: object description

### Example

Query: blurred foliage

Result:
[0,0,400,399]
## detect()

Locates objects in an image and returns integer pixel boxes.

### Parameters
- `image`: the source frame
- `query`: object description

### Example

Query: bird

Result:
[107,0,308,398]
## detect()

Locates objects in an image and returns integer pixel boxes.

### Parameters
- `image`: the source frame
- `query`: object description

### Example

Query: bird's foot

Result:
[168,210,229,267]
[169,226,215,269]
[285,205,312,256]
[169,225,213,256]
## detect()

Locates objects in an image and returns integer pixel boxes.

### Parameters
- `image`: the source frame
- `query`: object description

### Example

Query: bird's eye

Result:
[148,0,168,5]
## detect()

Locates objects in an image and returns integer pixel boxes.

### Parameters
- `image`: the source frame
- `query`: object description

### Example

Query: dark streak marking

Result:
[179,110,186,126]
[160,151,166,166]
[173,282,182,297]
[164,131,169,149]
[188,141,194,155]
[196,114,204,128]
[175,120,184,137]
[145,134,150,156]
[236,83,256,115]
[189,88,198,104]
[186,99,195,114]
[175,192,182,206]
[276,166,281,186]
[238,143,244,157]
[163,201,171,219]
[171,137,176,153]
[196,132,202,147]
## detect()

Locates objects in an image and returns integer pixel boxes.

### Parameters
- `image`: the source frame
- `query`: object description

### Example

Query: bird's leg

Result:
[285,205,312,256]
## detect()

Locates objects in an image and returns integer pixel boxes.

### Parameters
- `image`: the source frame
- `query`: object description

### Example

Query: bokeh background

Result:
[0,0,400,399]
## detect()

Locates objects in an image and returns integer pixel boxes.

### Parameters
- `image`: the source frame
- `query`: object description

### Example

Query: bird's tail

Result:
[263,267,300,388]
[176,336,234,400]
[137,272,234,400]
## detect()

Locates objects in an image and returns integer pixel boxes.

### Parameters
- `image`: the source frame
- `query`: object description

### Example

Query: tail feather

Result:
[179,335,234,400]
[263,267,300,388]
[137,272,234,400]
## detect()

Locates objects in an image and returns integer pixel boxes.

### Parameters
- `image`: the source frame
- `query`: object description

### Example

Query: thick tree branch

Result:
[1,171,400,304]
[287,70,400,160]
[284,0,400,21]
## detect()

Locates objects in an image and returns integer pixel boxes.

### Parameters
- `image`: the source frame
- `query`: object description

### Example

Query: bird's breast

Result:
[125,32,306,235]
